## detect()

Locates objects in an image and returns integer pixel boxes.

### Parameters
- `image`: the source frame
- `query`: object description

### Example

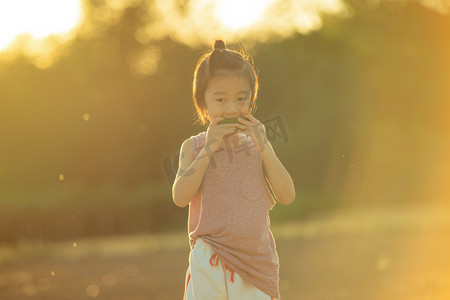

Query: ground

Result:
[1,205,449,300]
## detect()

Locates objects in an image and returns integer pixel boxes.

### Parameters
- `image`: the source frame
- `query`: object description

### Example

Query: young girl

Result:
[172,40,295,300]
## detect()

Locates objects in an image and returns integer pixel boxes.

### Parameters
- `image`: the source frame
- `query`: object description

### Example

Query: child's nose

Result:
[225,101,239,115]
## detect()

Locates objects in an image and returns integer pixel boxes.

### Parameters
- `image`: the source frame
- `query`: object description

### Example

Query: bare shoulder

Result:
[180,138,194,159]
[179,132,205,161]
[176,138,195,177]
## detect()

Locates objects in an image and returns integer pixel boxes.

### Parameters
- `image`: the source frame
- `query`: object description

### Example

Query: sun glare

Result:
[0,0,82,51]
[214,0,275,31]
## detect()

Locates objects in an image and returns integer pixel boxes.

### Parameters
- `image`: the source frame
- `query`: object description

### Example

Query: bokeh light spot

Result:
[22,283,38,296]
[102,273,118,287]
[86,284,100,298]
[128,47,161,76]
[376,256,390,272]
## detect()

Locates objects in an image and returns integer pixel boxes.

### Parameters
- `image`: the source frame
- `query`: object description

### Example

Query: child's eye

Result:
[237,97,247,102]
[216,98,225,103]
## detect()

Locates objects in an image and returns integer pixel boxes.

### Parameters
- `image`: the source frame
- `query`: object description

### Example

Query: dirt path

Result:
[1,206,449,299]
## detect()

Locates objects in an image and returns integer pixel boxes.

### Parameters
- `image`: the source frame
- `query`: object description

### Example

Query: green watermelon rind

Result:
[217,117,249,125]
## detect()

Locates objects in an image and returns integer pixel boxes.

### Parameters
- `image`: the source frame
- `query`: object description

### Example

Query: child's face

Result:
[204,69,252,123]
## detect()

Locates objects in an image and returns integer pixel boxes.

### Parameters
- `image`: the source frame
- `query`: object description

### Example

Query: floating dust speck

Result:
[50,271,55,277]
[350,164,354,168]
[83,113,90,122]
[59,174,64,181]
[86,284,100,298]
[73,242,78,248]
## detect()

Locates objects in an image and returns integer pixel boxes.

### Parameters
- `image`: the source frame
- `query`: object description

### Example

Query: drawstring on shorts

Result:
[209,253,235,283]
[185,243,275,300]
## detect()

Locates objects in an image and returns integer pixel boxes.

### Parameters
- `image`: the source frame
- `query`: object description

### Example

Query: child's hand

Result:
[236,114,268,153]
[205,117,238,153]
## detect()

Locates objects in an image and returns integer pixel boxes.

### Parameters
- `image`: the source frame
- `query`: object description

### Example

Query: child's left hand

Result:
[236,114,269,153]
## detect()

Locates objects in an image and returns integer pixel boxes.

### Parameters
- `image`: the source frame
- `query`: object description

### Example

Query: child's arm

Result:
[171,139,212,207]
[172,118,238,207]
[236,114,296,205]
[261,142,296,205]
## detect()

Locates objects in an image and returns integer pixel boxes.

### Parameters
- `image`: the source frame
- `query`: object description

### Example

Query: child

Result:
[172,40,295,300]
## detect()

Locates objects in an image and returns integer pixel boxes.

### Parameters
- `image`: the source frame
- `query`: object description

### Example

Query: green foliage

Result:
[1,1,449,241]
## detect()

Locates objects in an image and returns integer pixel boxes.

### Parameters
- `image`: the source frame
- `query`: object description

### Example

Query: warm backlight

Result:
[214,0,275,31]
[0,0,82,51]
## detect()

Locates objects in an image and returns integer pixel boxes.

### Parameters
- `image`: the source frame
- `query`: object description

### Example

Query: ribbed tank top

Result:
[188,131,280,299]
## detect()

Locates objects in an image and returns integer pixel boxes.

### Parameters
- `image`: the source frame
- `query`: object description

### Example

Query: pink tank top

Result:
[188,132,280,298]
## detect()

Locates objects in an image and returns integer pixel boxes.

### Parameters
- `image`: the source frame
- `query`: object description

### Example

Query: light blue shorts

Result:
[184,239,277,299]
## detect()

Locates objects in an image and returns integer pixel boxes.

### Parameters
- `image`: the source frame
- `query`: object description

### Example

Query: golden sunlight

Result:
[214,0,275,31]
[142,0,346,47]
[0,0,82,51]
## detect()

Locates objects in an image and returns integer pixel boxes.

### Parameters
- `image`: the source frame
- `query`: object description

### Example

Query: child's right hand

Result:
[205,117,237,153]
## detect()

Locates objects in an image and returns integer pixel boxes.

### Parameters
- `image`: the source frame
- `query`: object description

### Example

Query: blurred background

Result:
[0,0,449,299]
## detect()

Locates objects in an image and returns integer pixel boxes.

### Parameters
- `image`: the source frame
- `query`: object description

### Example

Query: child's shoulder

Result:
[191,131,206,151]
[190,131,206,139]
[188,131,206,144]
[180,131,206,157]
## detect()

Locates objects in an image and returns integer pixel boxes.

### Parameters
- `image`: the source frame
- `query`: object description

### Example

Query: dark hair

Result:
[192,40,259,125]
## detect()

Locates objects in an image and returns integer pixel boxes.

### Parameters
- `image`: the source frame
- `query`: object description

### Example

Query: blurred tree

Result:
[0,0,449,241]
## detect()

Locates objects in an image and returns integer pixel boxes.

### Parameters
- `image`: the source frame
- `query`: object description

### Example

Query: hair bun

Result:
[213,40,226,50]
